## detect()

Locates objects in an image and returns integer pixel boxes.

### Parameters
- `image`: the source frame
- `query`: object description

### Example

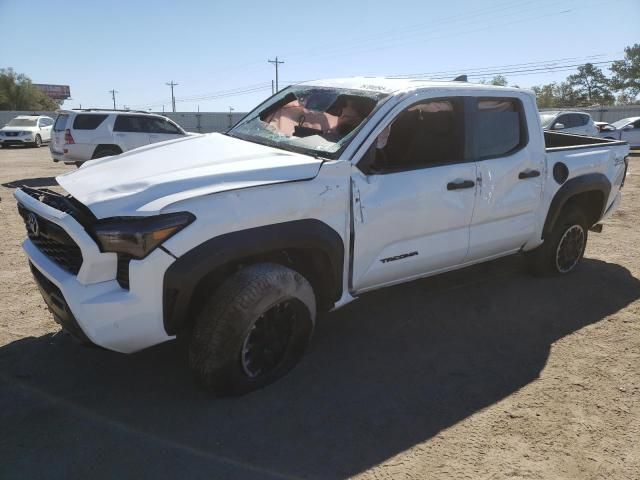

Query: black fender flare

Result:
[162,219,344,335]
[543,173,611,238]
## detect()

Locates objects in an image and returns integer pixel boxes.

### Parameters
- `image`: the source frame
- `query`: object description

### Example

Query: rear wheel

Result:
[188,263,316,396]
[526,206,588,276]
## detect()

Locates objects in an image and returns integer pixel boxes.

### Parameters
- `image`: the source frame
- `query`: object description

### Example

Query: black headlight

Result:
[92,212,195,259]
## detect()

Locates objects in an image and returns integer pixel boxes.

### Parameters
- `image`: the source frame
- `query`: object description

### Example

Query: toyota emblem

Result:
[27,213,40,237]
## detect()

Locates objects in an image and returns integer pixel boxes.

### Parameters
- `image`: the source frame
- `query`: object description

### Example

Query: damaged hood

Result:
[56,133,323,218]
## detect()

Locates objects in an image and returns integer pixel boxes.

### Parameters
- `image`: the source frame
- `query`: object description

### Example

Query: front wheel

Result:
[32,135,42,148]
[188,263,316,396]
[526,206,588,276]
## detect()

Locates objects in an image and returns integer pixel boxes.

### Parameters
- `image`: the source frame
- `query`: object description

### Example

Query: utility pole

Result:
[108,89,118,110]
[228,106,235,129]
[268,57,284,93]
[166,81,178,112]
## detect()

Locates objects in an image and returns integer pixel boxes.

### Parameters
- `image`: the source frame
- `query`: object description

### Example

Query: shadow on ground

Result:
[2,177,58,189]
[1,256,639,479]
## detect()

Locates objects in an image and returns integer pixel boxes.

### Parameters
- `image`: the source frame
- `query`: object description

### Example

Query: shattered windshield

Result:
[228,86,388,159]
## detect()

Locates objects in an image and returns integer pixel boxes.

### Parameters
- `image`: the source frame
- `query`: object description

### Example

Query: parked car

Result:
[539,111,598,136]
[0,115,54,148]
[15,78,629,395]
[50,109,189,165]
[607,117,640,148]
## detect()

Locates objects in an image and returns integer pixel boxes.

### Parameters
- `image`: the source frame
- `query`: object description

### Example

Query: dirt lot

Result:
[0,146,639,480]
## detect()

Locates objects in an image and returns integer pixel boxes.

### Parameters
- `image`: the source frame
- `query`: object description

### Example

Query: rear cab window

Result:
[53,114,69,132]
[73,114,108,130]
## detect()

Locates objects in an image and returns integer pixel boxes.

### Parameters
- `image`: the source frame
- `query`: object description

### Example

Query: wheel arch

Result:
[543,173,611,239]
[163,219,345,335]
[91,144,123,159]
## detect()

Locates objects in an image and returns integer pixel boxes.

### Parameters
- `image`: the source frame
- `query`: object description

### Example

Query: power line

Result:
[389,53,618,78]
[393,59,621,81]
[166,81,178,112]
[131,53,620,110]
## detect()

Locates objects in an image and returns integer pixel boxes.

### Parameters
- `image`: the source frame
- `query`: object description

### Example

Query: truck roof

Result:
[297,76,529,95]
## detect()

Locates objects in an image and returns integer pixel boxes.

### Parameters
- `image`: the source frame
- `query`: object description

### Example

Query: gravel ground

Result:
[0,146,639,480]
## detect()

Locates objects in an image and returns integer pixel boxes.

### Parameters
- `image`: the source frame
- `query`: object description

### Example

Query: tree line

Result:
[484,44,640,108]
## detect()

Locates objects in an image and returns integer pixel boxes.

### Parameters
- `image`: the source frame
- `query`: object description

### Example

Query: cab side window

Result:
[555,114,570,128]
[359,98,465,174]
[577,114,590,127]
[469,98,527,159]
[146,117,183,134]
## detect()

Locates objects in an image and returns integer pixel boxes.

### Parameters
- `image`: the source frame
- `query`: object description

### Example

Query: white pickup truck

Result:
[15,78,630,396]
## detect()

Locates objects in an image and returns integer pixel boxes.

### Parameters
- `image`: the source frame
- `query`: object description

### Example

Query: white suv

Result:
[0,115,54,148]
[50,109,189,165]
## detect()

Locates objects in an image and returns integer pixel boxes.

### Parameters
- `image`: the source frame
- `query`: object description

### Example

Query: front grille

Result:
[5,132,19,137]
[18,205,83,275]
[116,254,132,289]
[20,188,76,215]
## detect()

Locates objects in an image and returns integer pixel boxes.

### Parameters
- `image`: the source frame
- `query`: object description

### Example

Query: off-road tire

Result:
[526,206,588,276]
[188,263,316,396]
[91,146,122,159]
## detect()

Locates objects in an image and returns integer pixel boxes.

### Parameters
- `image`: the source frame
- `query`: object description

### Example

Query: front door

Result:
[38,117,53,141]
[351,97,477,292]
[620,119,640,147]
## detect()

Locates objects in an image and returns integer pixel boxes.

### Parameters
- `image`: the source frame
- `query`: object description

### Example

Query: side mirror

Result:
[623,124,634,130]
[553,123,565,130]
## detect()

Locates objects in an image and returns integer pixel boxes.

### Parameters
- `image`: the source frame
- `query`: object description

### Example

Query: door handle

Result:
[447,180,475,190]
[519,169,540,179]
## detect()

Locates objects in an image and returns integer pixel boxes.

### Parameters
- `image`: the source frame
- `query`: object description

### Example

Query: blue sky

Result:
[1,0,638,112]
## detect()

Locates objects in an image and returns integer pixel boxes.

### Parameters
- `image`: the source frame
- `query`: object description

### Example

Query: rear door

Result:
[51,113,69,153]
[112,115,152,151]
[466,96,544,261]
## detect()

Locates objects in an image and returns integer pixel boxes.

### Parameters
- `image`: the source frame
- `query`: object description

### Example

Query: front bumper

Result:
[29,262,92,344]
[1,135,34,145]
[50,143,95,163]
[15,189,176,353]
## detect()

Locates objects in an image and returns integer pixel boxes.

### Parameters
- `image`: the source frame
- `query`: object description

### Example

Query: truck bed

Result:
[545,131,627,151]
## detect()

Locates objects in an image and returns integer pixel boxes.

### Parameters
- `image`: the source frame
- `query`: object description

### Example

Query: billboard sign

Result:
[34,84,71,100]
